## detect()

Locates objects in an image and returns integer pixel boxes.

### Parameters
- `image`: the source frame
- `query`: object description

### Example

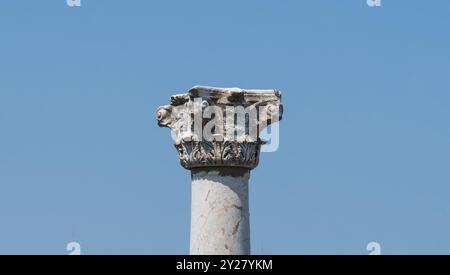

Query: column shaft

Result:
[190,168,250,255]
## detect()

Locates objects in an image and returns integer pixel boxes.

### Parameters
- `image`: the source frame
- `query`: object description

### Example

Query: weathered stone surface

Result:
[156,86,283,170]
[190,168,250,255]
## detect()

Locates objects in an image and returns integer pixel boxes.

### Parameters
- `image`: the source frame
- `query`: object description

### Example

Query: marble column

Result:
[156,86,283,255]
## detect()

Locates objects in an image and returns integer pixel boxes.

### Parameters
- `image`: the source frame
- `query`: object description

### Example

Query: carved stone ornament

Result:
[157,86,283,170]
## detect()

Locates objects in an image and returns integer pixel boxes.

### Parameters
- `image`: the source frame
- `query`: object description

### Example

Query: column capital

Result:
[156,86,283,170]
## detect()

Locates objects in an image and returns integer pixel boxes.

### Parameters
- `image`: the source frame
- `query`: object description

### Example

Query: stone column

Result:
[156,86,283,255]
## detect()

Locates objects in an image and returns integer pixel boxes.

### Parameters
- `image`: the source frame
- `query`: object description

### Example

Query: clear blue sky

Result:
[1,1,450,255]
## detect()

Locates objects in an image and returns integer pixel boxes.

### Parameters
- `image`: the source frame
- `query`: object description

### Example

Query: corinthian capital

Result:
[156,86,283,170]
